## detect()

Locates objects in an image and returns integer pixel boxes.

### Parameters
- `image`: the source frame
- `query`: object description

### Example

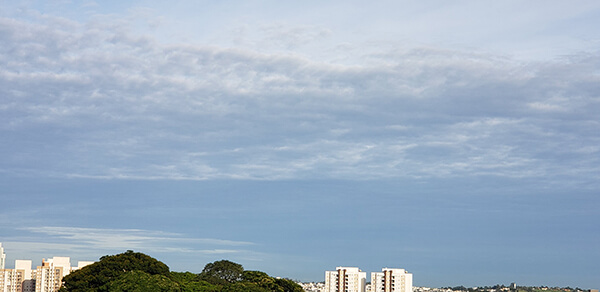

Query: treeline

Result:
[443,286,592,292]
[59,250,303,292]
[516,288,592,292]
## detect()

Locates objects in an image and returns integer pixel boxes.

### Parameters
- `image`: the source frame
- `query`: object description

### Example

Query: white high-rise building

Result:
[0,245,94,292]
[72,261,94,272]
[0,268,24,292]
[0,243,5,270]
[15,260,34,292]
[35,257,71,292]
[371,268,413,292]
[0,260,34,292]
[325,267,366,292]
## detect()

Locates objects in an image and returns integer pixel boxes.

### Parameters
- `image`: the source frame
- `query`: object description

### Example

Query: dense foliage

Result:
[199,260,244,285]
[442,286,591,292]
[60,250,170,291]
[60,251,302,292]
[106,271,180,292]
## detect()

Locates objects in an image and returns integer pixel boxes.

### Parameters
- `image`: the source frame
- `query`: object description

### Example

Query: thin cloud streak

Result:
[2,226,274,272]
[21,226,254,249]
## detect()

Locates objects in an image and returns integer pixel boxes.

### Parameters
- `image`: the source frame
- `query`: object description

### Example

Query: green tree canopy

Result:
[61,252,303,292]
[199,260,244,285]
[60,250,170,292]
[105,271,180,292]
[169,272,219,292]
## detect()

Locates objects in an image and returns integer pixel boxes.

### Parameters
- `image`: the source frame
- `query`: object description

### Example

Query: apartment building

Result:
[0,257,92,292]
[371,268,413,292]
[0,243,5,270]
[16,261,34,292]
[0,268,24,292]
[35,257,71,292]
[0,261,32,292]
[34,257,92,292]
[0,245,94,292]
[325,267,367,292]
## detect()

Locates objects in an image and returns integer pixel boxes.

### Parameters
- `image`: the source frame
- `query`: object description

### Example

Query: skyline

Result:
[1,0,599,289]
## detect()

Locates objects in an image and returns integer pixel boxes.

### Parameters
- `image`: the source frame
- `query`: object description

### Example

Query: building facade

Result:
[0,245,93,292]
[35,257,74,292]
[0,260,34,292]
[0,243,5,270]
[15,261,34,292]
[371,268,413,292]
[0,269,24,292]
[325,267,367,292]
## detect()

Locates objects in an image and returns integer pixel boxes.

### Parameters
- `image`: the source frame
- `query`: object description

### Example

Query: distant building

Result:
[0,268,24,292]
[15,260,34,292]
[298,281,326,292]
[325,267,366,292]
[34,257,94,292]
[0,269,23,292]
[71,261,94,273]
[371,268,413,292]
[35,257,71,292]
[0,243,5,270]
[0,260,33,292]
[0,246,94,292]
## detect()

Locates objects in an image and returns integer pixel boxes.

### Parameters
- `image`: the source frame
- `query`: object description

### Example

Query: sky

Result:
[0,0,599,288]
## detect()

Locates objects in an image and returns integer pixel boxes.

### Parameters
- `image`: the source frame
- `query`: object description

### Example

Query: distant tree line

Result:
[59,250,303,292]
[443,285,592,292]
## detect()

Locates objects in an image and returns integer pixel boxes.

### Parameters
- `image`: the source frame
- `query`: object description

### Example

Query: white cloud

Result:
[0,226,253,263]
[0,226,262,270]
[0,8,598,188]
[21,226,253,249]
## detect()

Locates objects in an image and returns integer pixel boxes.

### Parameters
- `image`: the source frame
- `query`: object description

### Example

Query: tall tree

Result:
[60,250,170,292]
[199,260,244,285]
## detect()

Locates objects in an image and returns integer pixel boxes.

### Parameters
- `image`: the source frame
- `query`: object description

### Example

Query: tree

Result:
[241,270,303,292]
[221,282,270,292]
[274,278,305,292]
[169,272,220,292]
[62,253,302,292]
[104,271,180,292]
[60,250,170,292]
[199,260,244,285]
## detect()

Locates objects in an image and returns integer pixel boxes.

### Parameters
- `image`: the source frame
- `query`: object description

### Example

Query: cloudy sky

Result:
[1,0,599,288]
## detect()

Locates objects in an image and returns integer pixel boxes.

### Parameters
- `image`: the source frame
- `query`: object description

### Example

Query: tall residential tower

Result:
[325,267,366,292]
[0,243,5,269]
[371,268,413,292]
[35,257,71,292]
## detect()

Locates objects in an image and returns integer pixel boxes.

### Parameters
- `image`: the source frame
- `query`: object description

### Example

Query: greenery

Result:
[106,271,180,292]
[60,250,170,292]
[442,286,592,292]
[60,251,303,292]
[199,260,244,285]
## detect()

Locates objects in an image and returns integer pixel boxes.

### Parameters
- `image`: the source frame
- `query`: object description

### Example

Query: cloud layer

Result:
[1,12,598,186]
[1,3,600,288]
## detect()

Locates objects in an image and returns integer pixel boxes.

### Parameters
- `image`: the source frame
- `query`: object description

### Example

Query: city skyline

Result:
[0,242,597,289]
[1,0,599,289]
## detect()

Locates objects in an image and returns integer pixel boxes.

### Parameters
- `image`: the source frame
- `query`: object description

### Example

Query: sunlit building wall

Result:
[0,269,24,292]
[371,268,412,292]
[0,260,35,292]
[0,243,5,270]
[35,257,71,292]
[15,261,34,292]
[325,267,366,292]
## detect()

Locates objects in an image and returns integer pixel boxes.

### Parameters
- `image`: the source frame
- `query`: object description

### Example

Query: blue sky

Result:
[1,0,599,288]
